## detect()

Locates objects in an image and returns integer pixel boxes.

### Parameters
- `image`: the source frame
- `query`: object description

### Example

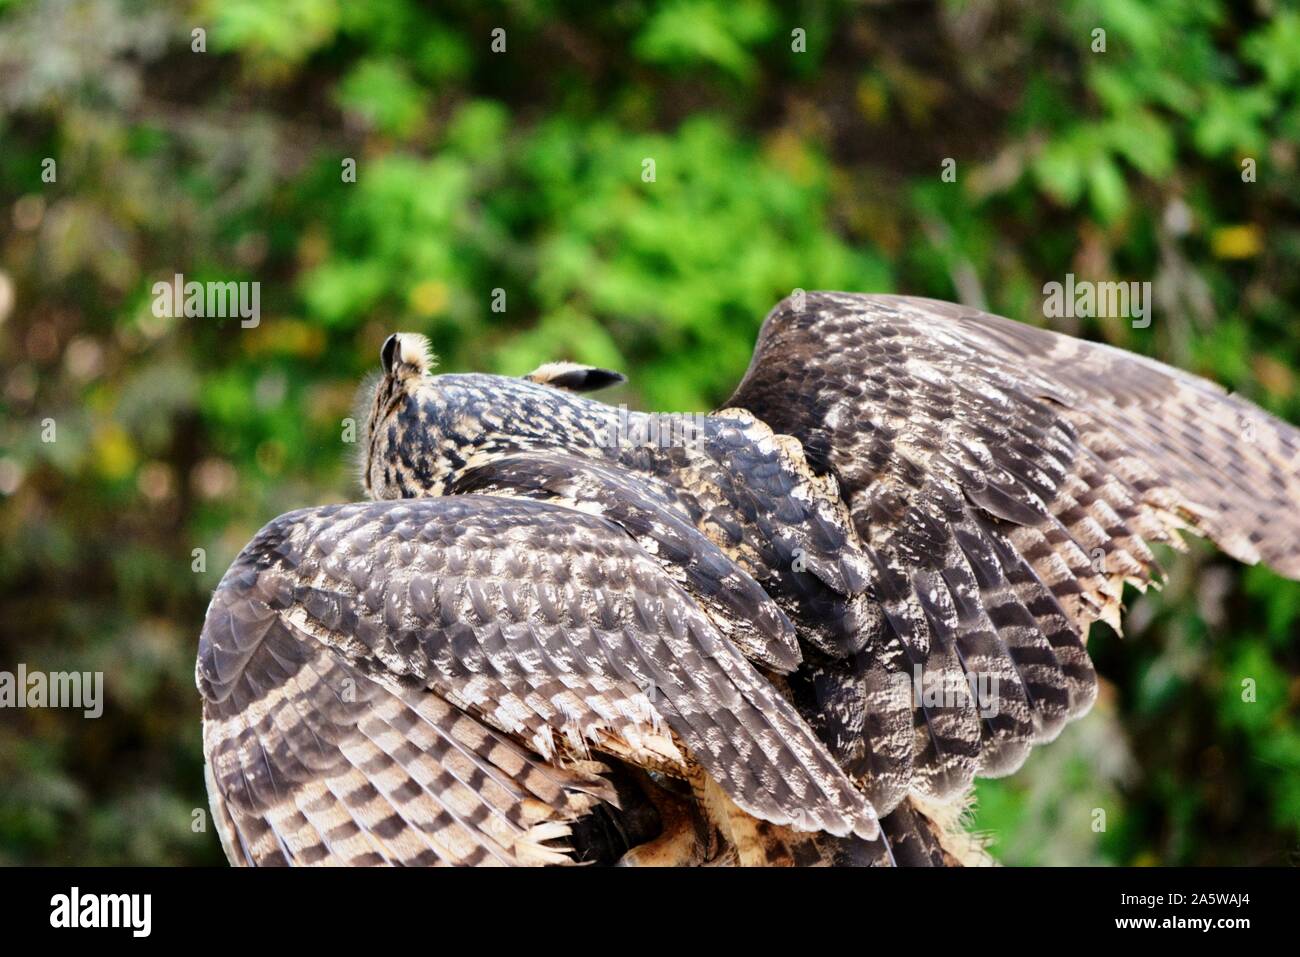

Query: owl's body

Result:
[198,293,1300,866]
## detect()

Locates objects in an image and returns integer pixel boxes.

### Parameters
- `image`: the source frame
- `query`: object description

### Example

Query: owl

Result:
[196,293,1300,866]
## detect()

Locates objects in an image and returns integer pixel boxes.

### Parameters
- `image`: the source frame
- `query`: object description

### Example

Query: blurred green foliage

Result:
[1,0,1298,865]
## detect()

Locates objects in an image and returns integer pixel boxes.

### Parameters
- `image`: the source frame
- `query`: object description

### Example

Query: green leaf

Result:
[335,58,426,138]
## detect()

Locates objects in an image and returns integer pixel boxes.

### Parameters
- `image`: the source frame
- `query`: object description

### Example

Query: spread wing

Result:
[727,292,1300,804]
[197,496,878,865]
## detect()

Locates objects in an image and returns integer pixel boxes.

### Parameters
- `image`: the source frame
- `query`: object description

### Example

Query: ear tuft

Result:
[381,333,436,376]
[524,361,627,392]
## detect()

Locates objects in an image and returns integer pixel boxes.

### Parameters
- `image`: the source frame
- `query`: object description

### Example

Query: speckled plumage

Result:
[199,292,1300,866]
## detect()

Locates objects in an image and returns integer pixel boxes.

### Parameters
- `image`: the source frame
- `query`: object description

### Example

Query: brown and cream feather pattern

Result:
[198,292,1300,866]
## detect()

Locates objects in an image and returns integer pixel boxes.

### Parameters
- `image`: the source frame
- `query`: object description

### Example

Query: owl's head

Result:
[359,332,626,500]
[357,333,436,499]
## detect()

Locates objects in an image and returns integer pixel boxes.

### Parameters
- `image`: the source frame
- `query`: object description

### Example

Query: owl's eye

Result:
[380,334,400,375]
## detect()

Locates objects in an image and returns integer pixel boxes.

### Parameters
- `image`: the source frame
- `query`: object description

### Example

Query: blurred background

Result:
[1,0,1298,865]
